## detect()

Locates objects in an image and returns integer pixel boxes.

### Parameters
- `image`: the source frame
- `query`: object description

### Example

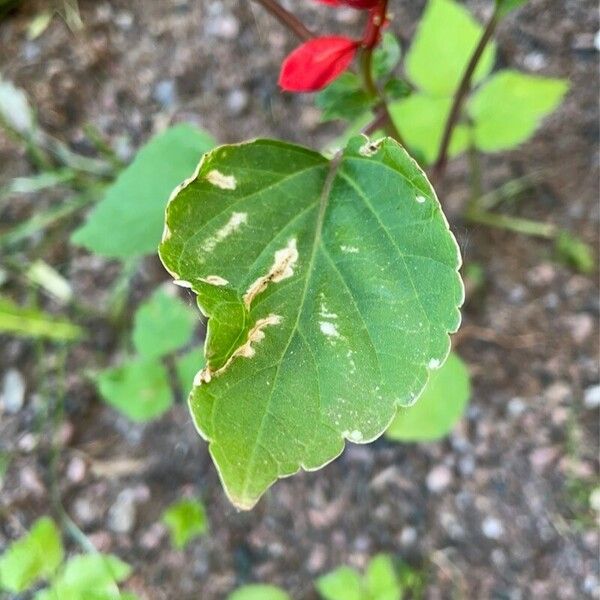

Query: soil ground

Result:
[0,1,599,598]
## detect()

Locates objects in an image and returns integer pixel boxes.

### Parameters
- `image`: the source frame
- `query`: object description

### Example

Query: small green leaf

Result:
[386,352,470,442]
[72,124,215,259]
[316,566,362,600]
[132,287,197,359]
[468,70,569,152]
[383,78,411,101]
[496,0,528,17]
[555,231,595,275]
[389,94,470,164]
[37,554,131,600]
[316,73,373,122]
[95,357,172,422]
[373,32,402,79]
[0,296,83,341]
[0,517,63,593]
[160,137,463,509]
[175,348,206,391]
[406,0,496,96]
[162,498,208,549]
[365,554,401,600]
[228,584,291,600]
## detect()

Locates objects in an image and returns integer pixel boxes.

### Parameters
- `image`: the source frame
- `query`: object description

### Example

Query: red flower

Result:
[316,0,380,8]
[278,36,359,92]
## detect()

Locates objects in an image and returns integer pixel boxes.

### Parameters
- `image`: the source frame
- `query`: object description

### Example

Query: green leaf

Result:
[0,296,83,341]
[37,554,131,600]
[496,0,528,17]
[389,94,470,165]
[0,517,63,593]
[132,287,197,359]
[228,584,291,600]
[382,78,411,101]
[386,352,470,442]
[315,73,373,122]
[95,357,172,422]
[175,348,206,391]
[365,554,401,600]
[159,137,463,509]
[555,231,595,275]
[373,32,402,79]
[468,70,569,152]
[316,566,362,600]
[405,0,496,96]
[162,498,208,549]
[72,124,215,259]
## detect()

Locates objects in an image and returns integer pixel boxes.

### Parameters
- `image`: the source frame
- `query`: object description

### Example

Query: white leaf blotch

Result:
[206,169,237,190]
[340,245,360,254]
[244,239,299,306]
[319,321,340,339]
[202,212,247,253]
[201,275,229,286]
[416,195,426,204]
[428,358,441,369]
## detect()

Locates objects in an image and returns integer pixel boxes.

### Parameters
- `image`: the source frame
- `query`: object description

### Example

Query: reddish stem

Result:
[251,0,314,41]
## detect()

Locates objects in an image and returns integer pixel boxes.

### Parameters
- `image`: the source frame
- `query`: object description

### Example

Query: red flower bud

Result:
[279,36,359,92]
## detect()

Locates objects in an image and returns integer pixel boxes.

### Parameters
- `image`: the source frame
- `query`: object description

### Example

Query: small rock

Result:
[565,313,594,345]
[529,447,559,472]
[584,384,600,409]
[87,531,112,552]
[153,80,178,109]
[399,526,417,546]
[20,466,45,497]
[507,397,526,417]
[527,263,556,286]
[426,465,452,493]
[545,381,571,404]
[523,51,547,71]
[108,489,137,534]
[140,523,166,550]
[205,14,239,39]
[115,11,133,30]
[481,516,504,540]
[225,88,249,116]
[458,455,476,477]
[306,544,327,573]
[66,456,87,484]
[1,369,25,414]
[73,496,98,526]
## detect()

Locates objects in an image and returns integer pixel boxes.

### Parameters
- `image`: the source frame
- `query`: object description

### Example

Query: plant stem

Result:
[433,6,500,180]
[358,1,406,146]
[465,208,557,238]
[251,0,313,41]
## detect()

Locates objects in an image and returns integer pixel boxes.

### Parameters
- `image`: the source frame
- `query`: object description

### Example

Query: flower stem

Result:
[433,6,500,181]
[251,0,313,41]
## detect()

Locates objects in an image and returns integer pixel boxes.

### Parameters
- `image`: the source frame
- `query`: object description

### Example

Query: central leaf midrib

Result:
[238,154,343,502]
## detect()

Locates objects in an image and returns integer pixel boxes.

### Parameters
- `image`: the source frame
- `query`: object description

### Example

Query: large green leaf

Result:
[159,136,463,509]
[405,0,496,96]
[385,351,470,441]
[0,517,63,593]
[389,94,471,165]
[72,124,215,259]
[468,70,569,152]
